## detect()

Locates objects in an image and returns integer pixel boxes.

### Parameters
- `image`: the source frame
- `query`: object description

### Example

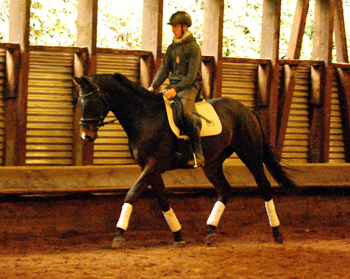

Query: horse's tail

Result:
[252,111,298,195]
[262,138,297,195]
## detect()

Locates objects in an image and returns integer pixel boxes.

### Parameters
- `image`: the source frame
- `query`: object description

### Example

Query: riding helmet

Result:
[167,11,192,27]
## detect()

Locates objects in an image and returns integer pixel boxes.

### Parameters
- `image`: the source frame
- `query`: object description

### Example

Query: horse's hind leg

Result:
[237,151,283,243]
[203,158,232,245]
[149,173,186,247]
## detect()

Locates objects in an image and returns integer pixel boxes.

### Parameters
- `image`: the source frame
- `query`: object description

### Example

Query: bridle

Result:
[79,88,117,132]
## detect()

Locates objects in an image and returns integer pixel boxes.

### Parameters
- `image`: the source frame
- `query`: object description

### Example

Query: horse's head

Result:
[73,76,110,142]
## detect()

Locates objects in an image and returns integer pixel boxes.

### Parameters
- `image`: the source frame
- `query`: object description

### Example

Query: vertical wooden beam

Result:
[334,0,348,63]
[77,0,98,75]
[276,0,310,157]
[258,0,281,147]
[202,0,224,99]
[257,62,272,108]
[276,65,298,157]
[140,53,154,89]
[73,49,91,166]
[286,0,310,60]
[201,56,215,100]
[4,46,20,166]
[334,0,350,162]
[141,0,163,88]
[5,47,20,100]
[5,0,31,166]
[309,0,334,162]
[141,0,163,59]
[74,0,98,165]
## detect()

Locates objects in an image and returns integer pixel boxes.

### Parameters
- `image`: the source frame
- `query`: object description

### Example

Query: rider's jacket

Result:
[150,32,202,93]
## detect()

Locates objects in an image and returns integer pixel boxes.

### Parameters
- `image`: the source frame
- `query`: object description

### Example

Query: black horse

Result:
[73,73,296,247]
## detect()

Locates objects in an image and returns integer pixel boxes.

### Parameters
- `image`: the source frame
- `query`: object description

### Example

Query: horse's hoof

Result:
[206,233,217,246]
[173,240,186,248]
[272,226,284,244]
[273,233,284,244]
[112,237,126,249]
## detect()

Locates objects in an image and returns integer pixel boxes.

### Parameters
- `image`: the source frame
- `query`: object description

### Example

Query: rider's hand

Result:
[148,86,154,91]
[164,88,177,99]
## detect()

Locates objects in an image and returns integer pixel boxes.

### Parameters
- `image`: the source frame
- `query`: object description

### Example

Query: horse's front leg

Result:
[112,161,156,248]
[149,173,186,247]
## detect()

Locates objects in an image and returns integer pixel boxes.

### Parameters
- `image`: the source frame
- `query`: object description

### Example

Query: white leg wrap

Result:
[207,201,226,227]
[163,208,181,232]
[265,199,280,227]
[116,203,133,230]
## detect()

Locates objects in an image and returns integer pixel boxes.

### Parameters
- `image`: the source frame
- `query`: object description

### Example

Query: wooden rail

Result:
[1,164,350,195]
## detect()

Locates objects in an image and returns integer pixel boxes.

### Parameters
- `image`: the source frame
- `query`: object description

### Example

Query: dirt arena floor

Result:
[1,227,350,278]
[1,188,350,279]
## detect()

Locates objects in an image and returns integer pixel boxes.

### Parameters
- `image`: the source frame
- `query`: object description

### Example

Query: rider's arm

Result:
[150,46,172,90]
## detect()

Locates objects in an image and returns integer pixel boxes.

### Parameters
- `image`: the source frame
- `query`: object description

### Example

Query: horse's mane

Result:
[104,73,162,101]
[88,73,161,101]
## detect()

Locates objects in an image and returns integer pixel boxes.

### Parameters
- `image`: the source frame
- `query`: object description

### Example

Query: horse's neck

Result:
[108,85,163,141]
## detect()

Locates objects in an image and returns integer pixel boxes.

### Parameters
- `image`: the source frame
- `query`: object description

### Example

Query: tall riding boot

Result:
[187,120,205,167]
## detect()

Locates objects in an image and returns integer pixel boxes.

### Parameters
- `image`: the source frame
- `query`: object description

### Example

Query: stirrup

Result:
[192,153,205,168]
[186,153,199,168]
[193,153,198,168]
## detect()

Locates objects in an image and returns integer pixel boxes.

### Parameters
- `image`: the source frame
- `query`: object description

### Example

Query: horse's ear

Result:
[72,76,90,86]
[72,76,83,85]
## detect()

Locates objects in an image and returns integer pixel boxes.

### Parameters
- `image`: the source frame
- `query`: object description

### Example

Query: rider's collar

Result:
[173,31,191,44]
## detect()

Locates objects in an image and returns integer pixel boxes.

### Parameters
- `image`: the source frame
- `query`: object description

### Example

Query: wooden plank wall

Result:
[281,66,310,163]
[26,50,75,166]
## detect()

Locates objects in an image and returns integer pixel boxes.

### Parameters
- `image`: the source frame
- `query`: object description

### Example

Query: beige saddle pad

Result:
[163,95,222,140]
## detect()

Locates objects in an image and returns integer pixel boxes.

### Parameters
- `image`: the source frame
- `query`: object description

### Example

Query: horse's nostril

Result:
[81,132,93,142]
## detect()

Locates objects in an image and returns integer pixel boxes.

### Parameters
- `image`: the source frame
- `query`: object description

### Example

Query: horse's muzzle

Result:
[81,126,97,142]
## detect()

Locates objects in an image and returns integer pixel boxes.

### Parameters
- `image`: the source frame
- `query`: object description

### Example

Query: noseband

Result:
[79,88,117,132]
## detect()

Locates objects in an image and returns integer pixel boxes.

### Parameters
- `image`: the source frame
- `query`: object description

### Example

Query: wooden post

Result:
[5,0,31,166]
[4,46,20,166]
[73,0,98,165]
[258,0,281,147]
[140,0,163,88]
[202,0,224,99]
[77,0,98,75]
[73,49,91,166]
[309,0,334,162]
[276,0,310,157]
[334,0,348,63]
[334,0,350,162]
[201,56,215,100]
[140,53,154,89]
[286,0,310,59]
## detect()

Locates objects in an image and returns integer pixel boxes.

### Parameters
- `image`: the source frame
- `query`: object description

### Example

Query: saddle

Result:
[163,95,222,140]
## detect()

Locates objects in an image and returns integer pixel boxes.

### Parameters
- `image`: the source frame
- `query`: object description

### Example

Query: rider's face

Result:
[171,24,183,39]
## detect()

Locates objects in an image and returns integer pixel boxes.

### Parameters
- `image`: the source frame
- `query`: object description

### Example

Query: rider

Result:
[148,11,205,167]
